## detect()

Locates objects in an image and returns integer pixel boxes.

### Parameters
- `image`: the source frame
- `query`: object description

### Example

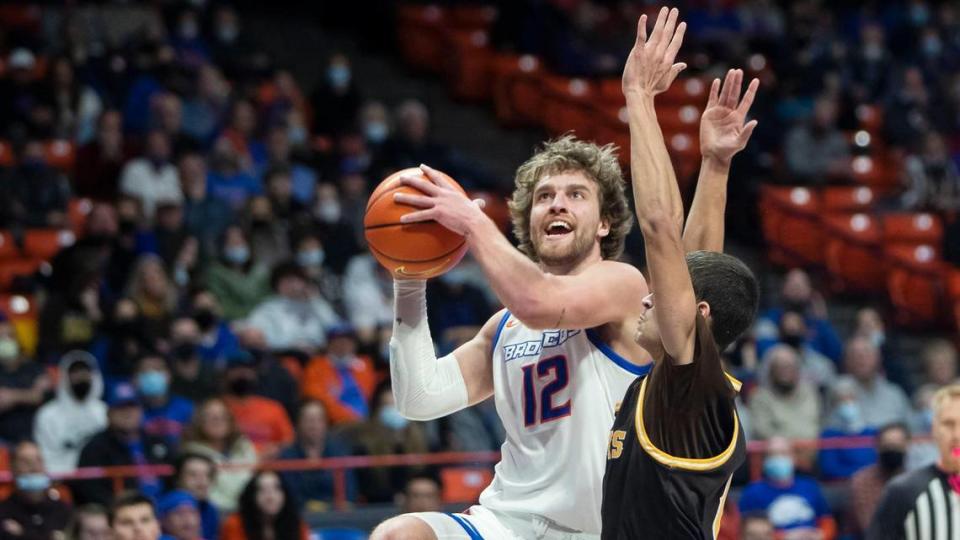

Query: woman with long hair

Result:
[125,254,178,340]
[204,225,271,320]
[181,397,258,513]
[221,471,309,540]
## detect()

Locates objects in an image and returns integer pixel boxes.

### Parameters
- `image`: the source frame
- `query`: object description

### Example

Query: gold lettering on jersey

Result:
[608,430,626,459]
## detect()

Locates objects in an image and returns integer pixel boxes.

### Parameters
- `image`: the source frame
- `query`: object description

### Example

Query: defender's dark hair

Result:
[686,250,759,350]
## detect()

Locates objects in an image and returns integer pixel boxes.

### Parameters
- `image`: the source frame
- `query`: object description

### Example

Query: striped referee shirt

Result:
[867,464,960,540]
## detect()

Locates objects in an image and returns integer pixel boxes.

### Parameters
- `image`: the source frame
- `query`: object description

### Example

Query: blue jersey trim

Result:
[491,310,511,354]
[585,329,651,376]
[446,513,484,540]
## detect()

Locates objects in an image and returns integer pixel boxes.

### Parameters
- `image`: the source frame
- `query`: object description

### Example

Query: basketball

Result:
[364,167,469,279]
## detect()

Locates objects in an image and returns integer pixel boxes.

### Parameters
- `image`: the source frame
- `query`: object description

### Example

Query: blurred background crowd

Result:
[0,1,955,539]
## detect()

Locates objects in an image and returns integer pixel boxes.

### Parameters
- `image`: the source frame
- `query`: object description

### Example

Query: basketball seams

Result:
[368,236,467,263]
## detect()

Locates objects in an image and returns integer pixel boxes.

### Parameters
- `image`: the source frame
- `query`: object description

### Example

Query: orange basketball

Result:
[364,167,468,279]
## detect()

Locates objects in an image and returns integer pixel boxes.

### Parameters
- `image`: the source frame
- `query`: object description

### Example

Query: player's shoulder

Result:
[591,260,648,291]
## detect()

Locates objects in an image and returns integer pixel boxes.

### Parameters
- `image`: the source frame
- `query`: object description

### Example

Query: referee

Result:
[868,384,960,540]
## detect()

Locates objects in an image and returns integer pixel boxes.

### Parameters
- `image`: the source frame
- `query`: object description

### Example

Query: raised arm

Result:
[394,166,648,330]
[623,7,698,364]
[683,69,759,253]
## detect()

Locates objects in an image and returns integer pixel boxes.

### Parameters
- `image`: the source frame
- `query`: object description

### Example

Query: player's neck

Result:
[539,249,603,276]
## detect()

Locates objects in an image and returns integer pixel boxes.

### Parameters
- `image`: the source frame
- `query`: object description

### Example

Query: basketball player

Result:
[601,11,759,539]
[372,8,757,539]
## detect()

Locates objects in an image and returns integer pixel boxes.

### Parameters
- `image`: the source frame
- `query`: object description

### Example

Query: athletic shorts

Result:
[411,505,600,540]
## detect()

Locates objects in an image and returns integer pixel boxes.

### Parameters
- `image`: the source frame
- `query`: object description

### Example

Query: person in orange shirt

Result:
[222,353,294,458]
[220,471,309,540]
[301,324,378,425]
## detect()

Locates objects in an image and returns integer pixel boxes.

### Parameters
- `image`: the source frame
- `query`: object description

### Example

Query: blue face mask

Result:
[379,406,409,430]
[364,122,389,144]
[288,126,308,146]
[297,249,325,268]
[16,473,50,493]
[763,455,794,483]
[837,401,862,427]
[328,65,351,89]
[224,245,249,265]
[137,370,168,398]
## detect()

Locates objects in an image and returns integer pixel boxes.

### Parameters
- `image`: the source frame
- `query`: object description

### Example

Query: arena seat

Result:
[490,53,543,127]
[0,231,20,260]
[441,467,494,503]
[946,269,960,335]
[67,198,93,234]
[850,154,901,195]
[592,105,630,165]
[758,185,823,268]
[444,29,494,102]
[657,104,701,138]
[0,141,13,167]
[882,212,943,247]
[856,103,883,135]
[23,229,75,261]
[885,244,946,328]
[43,139,76,171]
[657,77,709,107]
[541,76,596,140]
[597,78,625,107]
[397,5,447,73]
[447,4,498,31]
[0,258,41,291]
[823,213,884,294]
[822,186,874,213]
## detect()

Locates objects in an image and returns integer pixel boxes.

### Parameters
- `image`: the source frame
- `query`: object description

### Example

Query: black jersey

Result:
[601,314,745,540]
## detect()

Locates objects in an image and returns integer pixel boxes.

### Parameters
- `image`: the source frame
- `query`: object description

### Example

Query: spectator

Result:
[885,67,939,148]
[0,441,71,539]
[36,265,105,363]
[98,299,153,381]
[189,290,242,365]
[33,350,107,475]
[74,110,131,201]
[66,504,111,540]
[906,384,939,471]
[126,255,177,340]
[739,437,836,537]
[749,345,821,440]
[205,226,271,321]
[819,376,878,480]
[209,5,257,83]
[0,138,72,228]
[170,7,210,70]
[168,318,219,402]
[109,492,162,540]
[279,401,356,511]
[179,152,232,258]
[0,48,41,136]
[120,130,182,220]
[783,94,851,184]
[150,93,198,157]
[182,65,230,145]
[849,423,910,536]
[922,338,958,387]
[157,490,204,540]
[294,231,342,310]
[850,307,911,393]
[206,136,262,211]
[74,383,171,506]
[181,398,257,513]
[754,269,842,363]
[901,131,960,211]
[170,453,220,540]
[771,310,835,390]
[302,324,377,425]
[265,165,308,229]
[135,353,193,447]
[868,385,960,538]
[342,254,394,345]
[739,512,775,540]
[244,262,340,353]
[149,199,195,280]
[245,196,291,269]
[311,182,360,275]
[39,56,103,143]
[221,471,309,540]
[426,269,495,355]
[261,126,317,204]
[397,472,442,514]
[845,336,912,429]
[345,381,430,503]
[0,317,52,443]
[234,327,300,420]
[359,100,392,148]
[311,53,362,138]
[222,354,294,457]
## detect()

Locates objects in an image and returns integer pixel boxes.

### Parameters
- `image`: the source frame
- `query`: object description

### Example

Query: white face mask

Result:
[0,338,19,364]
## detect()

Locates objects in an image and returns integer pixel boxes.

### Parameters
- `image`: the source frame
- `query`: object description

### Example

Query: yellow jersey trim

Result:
[634,374,740,471]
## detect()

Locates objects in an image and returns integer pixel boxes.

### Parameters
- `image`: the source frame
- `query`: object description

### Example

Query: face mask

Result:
[229,377,255,397]
[137,370,168,398]
[910,4,929,26]
[773,381,796,395]
[0,338,19,363]
[223,245,249,265]
[837,402,863,430]
[71,380,92,401]
[864,43,883,61]
[15,474,50,493]
[780,334,804,351]
[297,249,325,268]
[763,455,794,483]
[217,25,239,43]
[172,343,197,361]
[869,331,885,348]
[316,201,341,224]
[288,126,307,146]
[179,20,199,40]
[923,36,942,57]
[923,408,935,432]
[328,65,351,89]
[173,267,190,287]
[379,406,409,430]
[878,449,905,472]
[193,309,217,332]
[364,122,388,143]
[783,300,808,314]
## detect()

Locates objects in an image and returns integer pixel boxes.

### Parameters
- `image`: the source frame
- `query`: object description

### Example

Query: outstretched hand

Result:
[699,69,759,165]
[622,7,687,99]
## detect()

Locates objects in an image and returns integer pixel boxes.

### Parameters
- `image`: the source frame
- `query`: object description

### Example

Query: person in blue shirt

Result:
[819,376,878,480]
[279,400,356,511]
[170,452,220,540]
[739,437,836,537]
[157,490,206,540]
[135,353,194,449]
[754,269,843,363]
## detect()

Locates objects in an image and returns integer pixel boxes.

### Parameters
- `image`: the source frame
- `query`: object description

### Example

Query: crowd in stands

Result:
[0,0,956,539]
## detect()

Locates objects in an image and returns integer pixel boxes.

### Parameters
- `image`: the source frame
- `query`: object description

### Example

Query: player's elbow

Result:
[638,210,682,241]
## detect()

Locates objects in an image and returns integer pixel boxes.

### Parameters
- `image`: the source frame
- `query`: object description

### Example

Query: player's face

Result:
[529,172,609,269]
[934,396,960,472]
[634,293,664,357]
[112,504,161,540]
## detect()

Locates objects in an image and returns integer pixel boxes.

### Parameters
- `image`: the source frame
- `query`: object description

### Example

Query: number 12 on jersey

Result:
[521,355,572,427]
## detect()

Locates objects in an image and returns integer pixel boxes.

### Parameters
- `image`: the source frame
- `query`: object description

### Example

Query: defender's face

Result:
[529,171,609,268]
[634,293,664,357]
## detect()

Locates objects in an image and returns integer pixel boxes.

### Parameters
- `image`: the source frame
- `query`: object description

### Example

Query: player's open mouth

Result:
[545,220,573,237]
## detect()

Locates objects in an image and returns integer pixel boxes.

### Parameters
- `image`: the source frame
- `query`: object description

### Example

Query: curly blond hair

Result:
[508,135,632,261]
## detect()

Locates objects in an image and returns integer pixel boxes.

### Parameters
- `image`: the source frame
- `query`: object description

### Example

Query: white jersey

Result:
[478,311,650,535]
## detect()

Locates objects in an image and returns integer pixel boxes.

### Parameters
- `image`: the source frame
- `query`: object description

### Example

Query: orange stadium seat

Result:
[822,186,874,213]
[447,4,498,31]
[444,29,494,102]
[882,212,943,247]
[946,269,960,334]
[850,154,902,196]
[490,53,544,127]
[23,229,75,261]
[823,213,885,294]
[397,5,447,73]
[758,185,823,268]
[658,77,709,107]
[43,139,76,171]
[441,467,494,503]
[658,104,701,138]
[68,198,93,234]
[885,244,946,328]
[856,104,883,134]
[470,191,511,234]
[0,232,20,260]
[597,78,625,107]
[541,77,596,139]
[592,105,630,165]
[0,258,41,291]
[0,141,13,167]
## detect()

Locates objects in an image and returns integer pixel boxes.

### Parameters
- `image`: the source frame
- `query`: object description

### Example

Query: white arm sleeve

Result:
[390,279,469,421]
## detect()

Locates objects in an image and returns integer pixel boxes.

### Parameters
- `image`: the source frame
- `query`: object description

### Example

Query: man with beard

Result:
[372,7,756,539]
